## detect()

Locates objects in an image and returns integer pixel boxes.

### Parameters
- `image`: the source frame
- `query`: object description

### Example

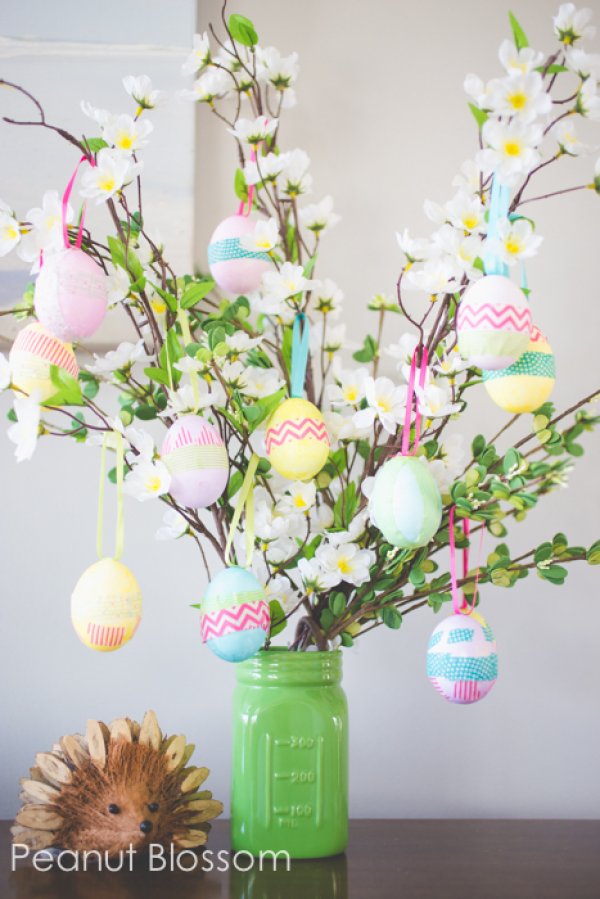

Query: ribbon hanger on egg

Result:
[401,344,429,457]
[97,430,125,561]
[449,505,485,616]
[225,453,259,569]
[290,312,310,399]
[484,173,510,278]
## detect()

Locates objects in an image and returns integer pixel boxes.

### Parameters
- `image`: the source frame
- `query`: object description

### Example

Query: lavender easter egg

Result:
[34,247,108,341]
[162,415,228,508]
[208,215,272,295]
[370,455,442,549]
[71,558,142,653]
[201,566,270,663]
[427,613,497,704]
[457,274,532,370]
[483,326,555,413]
[9,322,79,403]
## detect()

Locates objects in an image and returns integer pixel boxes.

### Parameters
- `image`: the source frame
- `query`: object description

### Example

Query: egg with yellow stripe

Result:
[266,398,330,481]
[483,326,555,413]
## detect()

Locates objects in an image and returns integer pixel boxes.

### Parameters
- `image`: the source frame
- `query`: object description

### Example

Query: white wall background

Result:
[1,0,599,820]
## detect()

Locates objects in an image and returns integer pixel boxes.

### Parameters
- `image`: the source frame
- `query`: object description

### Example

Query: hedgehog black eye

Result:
[148,802,159,813]
[108,803,120,814]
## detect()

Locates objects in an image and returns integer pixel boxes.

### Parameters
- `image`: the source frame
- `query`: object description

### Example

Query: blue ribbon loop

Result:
[290,312,310,399]
[484,175,510,278]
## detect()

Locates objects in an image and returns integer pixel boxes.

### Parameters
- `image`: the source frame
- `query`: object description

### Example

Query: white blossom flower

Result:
[299,196,341,233]
[325,409,371,442]
[353,376,407,434]
[423,198,447,225]
[80,148,142,203]
[576,78,600,119]
[123,75,165,109]
[162,380,225,417]
[405,256,461,295]
[213,40,241,73]
[80,100,112,126]
[8,392,41,462]
[327,367,369,407]
[464,73,493,108]
[452,160,481,194]
[498,39,545,74]
[156,507,188,540]
[0,207,21,256]
[102,114,153,154]
[277,481,317,515]
[185,69,231,102]
[312,279,344,317]
[262,261,315,300]
[242,367,284,399]
[415,381,461,418]
[16,190,73,264]
[488,72,552,122]
[88,340,153,374]
[0,353,10,391]
[223,331,263,358]
[433,346,470,377]
[477,119,543,185]
[257,46,299,90]
[182,32,211,75]
[244,151,286,185]
[565,46,600,78]
[315,541,374,588]
[297,556,339,593]
[431,225,483,279]
[124,458,171,501]
[310,502,334,533]
[396,228,431,262]
[229,116,278,146]
[552,117,589,155]
[106,266,130,306]
[278,149,312,197]
[428,433,465,492]
[489,218,544,265]
[554,4,595,44]
[385,332,420,368]
[445,190,486,233]
[239,217,279,252]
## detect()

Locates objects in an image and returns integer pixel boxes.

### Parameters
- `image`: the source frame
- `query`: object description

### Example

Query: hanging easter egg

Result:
[9,322,79,403]
[370,455,442,549]
[457,274,532,371]
[161,415,228,508]
[265,398,330,481]
[201,566,270,663]
[426,613,498,704]
[483,326,555,414]
[71,558,142,653]
[34,247,108,342]
[208,215,272,295]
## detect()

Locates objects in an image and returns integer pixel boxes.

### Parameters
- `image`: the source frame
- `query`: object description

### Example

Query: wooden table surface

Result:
[3,818,600,898]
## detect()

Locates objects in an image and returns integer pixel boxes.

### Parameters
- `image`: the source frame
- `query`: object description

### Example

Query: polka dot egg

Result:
[161,416,228,508]
[208,215,272,295]
[34,247,108,342]
[71,558,142,653]
[457,274,532,370]
[426,613,498,704]
[9,322,79,403]
[483,326,555,414]
[201,566,270,663]
[266,398,330,481]
[370,455,442,549]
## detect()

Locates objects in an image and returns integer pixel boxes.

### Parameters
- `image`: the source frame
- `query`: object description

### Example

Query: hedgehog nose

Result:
[140,820,153,834]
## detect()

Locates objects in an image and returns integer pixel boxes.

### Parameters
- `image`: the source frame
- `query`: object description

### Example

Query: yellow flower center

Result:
[3,225,17,241]
[337,557,352,574]
[151,299,167,315]
[508,92,527,109]
[256,237,272,249]
[503,140,522,157]
[344,387,358,402]
[146,475,162,493]
[116,132,134,150]
[98,176,116,193]
[505,238,522,255]
[293,494,307,509]
[462,214,478,230]
[377,397,392,413]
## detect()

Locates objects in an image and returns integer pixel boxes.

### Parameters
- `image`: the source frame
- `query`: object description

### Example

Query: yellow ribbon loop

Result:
[225,453,259,568]
[97,430,125,561]
[177,307,200,413]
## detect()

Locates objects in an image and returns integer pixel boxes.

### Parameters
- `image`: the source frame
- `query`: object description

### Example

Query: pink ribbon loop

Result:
[62,155,94,250]
[449,506,485,616]
[238,146,258,217]
[401,345,429,456]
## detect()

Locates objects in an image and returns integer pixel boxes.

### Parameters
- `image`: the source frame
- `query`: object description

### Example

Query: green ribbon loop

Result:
[97,430,125,561]
[225,453,259,568]
[290,312,310,399]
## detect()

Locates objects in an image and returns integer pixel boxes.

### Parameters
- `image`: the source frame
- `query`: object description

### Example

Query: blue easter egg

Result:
[200,566,270,663]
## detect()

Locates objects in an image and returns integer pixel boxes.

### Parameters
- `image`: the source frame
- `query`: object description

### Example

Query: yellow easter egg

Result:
[71,558,142,652]
[265,398,330,481]
[483,326,555,414]
[9,322,79,403]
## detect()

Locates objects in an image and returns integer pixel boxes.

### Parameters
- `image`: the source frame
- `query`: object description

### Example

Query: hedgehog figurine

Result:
[12,711,223,857]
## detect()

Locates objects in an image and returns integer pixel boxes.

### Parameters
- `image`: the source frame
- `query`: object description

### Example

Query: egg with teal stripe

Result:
[208,215,272,295]
[370,456,442,549]
[427,613,498,704]
[483,326,555,414]
[161,415,228,508]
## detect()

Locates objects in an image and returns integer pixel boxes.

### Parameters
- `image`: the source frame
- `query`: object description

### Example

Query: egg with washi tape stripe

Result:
[457,274,532,370]
[161,415,229,508]
[426,612,498,704]
[483,326,555,413]
[370,455,442,549]
[201,566,270,662]
[208,215,272,295]
[34,247,108,341]
[265,398,330,481]
[9,322,79,403]
[71,558,142,653]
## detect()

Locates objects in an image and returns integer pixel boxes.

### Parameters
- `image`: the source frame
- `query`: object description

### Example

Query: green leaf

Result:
[409,567,426,588]
[320,608,335,631]
[502,447,521,474]
[381,607,402,630]
[269,600,286,638]
[586,540,600,565]
[47,365,84,406]
[234,167,248,201]
[79,371,100,400]
[228,13,258,47]
[352,334,378,363]
[508,11,529,50]
[333,482,358,529]
[468,102,488,128]
[107,236,145,290]
[472,435,486,458]
[241,387,286,432]
[134,404,158,420]
[537,63,568,74]
[180,279,215,310]
[144,366,171,386]
[340,632,354,648]
[83,136,108,153]
[328,592,346,617]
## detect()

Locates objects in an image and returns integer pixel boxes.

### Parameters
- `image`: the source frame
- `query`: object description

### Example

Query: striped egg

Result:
[483,326,555,413]
[34,247,108,342]
[208,215,272,295]
[370,455,442,549]
[457,274,532,370]
[162,415,228,508]
[201,566,270,663]
[71,558,142,653]
[265,398,330,481]
[9,322,79,403]
[427,613,498,704]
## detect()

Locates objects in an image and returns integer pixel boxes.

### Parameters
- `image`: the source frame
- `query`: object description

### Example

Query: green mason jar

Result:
[231,648,348,859]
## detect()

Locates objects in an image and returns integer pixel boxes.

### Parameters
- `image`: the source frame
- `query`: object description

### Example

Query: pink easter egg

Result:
[456,274,531,371]
[34,247,108,341]
[162,415,229,508]
[426,613,498,705]
[208,215,272,295]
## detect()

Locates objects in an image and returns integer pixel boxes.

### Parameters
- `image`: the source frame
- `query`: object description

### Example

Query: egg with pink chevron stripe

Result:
[9,322,79,403]
[34,247,108,342]
[426,613,498,704]
[265,398,330,481]
[161,415,229,508]
[201,566,270,663]
[71,559,142,653]
[456,274,532,371]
